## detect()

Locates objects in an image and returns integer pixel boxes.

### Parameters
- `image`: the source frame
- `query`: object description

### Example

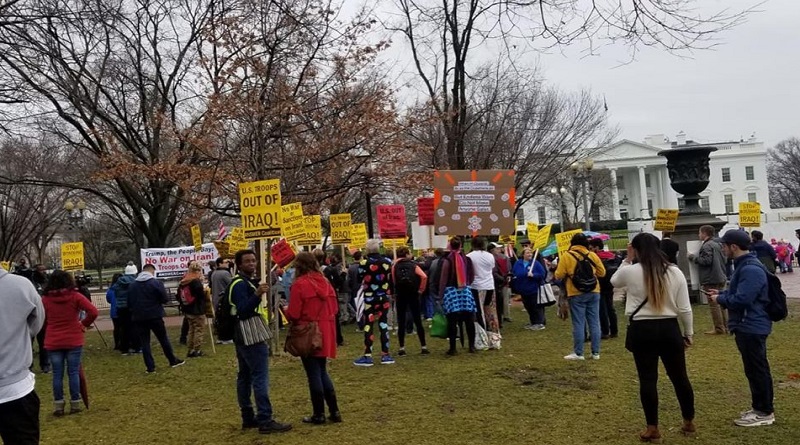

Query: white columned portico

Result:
[660,166,680,209]
[610,168,620,220]
[638,166,650,219]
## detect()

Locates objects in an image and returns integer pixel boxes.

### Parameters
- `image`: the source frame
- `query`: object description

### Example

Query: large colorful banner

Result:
[376,205,407,239]
[433,169,516,236]
[141,243,220,279]
[330,213,352,244]
[61,242,84,271]
[298,215,322,247]
[281,202,305,241]
[417,197,435,226]
[239,179,281,240]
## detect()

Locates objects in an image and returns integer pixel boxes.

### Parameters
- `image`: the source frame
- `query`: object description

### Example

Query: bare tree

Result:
[768,137,800,208]
[551,168,614,227]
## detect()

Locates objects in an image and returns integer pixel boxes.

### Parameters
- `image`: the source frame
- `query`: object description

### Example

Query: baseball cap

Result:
[721,230,751,250]
[489,242,502,249]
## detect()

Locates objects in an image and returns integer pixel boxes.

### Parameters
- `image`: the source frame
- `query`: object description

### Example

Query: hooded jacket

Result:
[128,272,168,322]
[511,258,546,296]
[554,245,606,297]
[285,271,339,358]
[717,253,771,335]
[0,268,44,390]
[42,288,99,350]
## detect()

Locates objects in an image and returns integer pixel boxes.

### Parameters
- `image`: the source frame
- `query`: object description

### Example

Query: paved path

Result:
[778,270,800,299]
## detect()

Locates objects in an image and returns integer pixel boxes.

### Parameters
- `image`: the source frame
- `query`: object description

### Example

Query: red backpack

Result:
[179,284,196,306]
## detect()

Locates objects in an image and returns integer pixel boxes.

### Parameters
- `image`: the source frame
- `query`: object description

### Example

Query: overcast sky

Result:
[368,0,799,148]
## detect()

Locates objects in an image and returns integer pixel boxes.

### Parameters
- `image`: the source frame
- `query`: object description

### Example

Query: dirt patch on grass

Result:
[497,365,596,391]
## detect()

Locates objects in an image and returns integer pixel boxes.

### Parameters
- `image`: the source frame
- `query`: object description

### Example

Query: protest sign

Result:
[555,229,582,255]
[382,238,408,250]
[280,202,305,241]
[239,179,281,240]
[330,213,352,244]
[739,202,761,227]
[0,261,10,271]
[191,225,202,251]
[377,205,407,239]
[271,239,297,268]
[61,242,84,271]
[535,224,552,250]
[228,227,249,252]
[526,222,539,239]
[350,223,368,249]
[499,235,517,246]
[433,169,515,236]
[298,215,322,246]
[141,243,220,279]
[417,197,435,226]
[653,209,679,232]
[212,241,230,258]
[411,221,448,250]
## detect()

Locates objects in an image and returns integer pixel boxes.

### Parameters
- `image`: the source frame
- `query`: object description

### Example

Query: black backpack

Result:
[394,259,419,292]
[569,251,598,293]
[214,277,241,341]
[764,271,788,322]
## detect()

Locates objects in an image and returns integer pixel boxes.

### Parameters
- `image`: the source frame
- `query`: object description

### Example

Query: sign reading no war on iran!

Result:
[61,242,84,271]
[239,179,281,240]
[141,243,220,279]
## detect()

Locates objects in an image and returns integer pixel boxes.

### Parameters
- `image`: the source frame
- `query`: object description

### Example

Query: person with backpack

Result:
[178,261,207,358]
[112,263,141,355]
[211,258,234,344]
[391,247,429,356]
[554,233,606,361]
[439,238,476,355]
[589,238,620,339]
[323,253,348,346]
[706,230,776,427]
[106,273,123,351]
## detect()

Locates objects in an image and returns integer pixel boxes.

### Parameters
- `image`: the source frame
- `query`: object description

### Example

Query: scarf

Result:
[180,270,203,286]
[449,249,468,288]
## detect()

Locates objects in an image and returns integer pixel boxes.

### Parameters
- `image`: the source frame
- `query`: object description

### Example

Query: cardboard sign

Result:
[239,179,281,240]
[298,215,322,246]
[280,202,305,241]
[228,227,249,252]
[271,239,296,268]
[377,205,407,239]
[329,213,352,244]
[411,222,449,250]
[141,243,220,278]
[653,209,679,232]
[191,224,202,251]
[433,169,516,236]
[382,238,408,250]
[534,224,552,250]
[350,223,368,249]
[0,261,10,271]
[739,202,761,227]
[417,197,435,226]
[555,229,582,255]
[61,242,84,271]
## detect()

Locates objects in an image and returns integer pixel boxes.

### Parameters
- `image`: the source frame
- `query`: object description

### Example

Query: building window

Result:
[516,208,525,225]
[745,166,755,181]
[537,206,546,225]
[620,209,628,221]
[721,167,731,182]
[678,198,685,210]
[701,197,709,209]
[647,199,654,216]
[748,192,757,203]
[645,173,651,188]
[724,194,734,213]
[591,204,601,222]
[617,176,625,189]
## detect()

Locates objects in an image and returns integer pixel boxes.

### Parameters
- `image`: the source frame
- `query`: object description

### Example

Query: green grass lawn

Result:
[37,302,800,445]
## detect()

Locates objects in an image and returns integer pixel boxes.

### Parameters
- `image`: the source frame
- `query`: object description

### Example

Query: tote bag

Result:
[537,283,556,306]
[235,314,272,346]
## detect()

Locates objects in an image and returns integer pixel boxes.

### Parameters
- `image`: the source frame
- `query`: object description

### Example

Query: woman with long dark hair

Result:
[285,252,341,424]
[42,270,98,416]
[438,238,476,355]
[611,233,695,443]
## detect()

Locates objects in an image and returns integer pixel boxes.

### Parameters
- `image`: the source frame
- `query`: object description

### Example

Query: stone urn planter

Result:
[658,146,717,215]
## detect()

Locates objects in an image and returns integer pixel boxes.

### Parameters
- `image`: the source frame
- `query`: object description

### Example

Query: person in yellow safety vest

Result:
[228,249,291,435]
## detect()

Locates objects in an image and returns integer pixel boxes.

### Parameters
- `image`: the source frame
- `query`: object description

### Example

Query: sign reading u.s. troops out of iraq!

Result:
[238,179,281,240]
[433,170,516,237]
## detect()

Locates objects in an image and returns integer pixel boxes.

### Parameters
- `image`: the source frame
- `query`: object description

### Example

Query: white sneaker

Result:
[734,411,774,427]
[523,324,534,330]
[591,354,600,360]
[564,353,585,361]
[532,324,546,331]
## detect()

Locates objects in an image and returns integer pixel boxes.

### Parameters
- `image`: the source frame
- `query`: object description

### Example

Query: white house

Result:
[521,132,771,226]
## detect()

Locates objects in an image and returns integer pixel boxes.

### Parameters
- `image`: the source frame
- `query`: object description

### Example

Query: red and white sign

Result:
[376,205,407,239]
[417,197,434,226]
[271,239,296,268]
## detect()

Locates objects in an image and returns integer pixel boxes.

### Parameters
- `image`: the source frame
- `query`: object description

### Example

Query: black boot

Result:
[302,391,326,425]
[324,389,342,423]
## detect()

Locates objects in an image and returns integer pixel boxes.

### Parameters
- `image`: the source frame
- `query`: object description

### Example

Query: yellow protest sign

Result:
[535,224,553,250]
[191,224,202,251]
[383,238,408,249]
[350,223,368,249]
[61,242,84,271]
[0,261,10,271]
[555,229,582,255]
[298,215,322,247]
[329,213,352,244]
[239,179,281,240]
[526,222,539,239]
[739,202,761,227]
[280,202,305,241]
[212,241,230,258]
[653,209,679,232]
[499,235,516,246]
[228,227,249,252]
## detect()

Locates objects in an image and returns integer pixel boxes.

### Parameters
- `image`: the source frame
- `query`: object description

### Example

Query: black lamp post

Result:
[64,198,86,230]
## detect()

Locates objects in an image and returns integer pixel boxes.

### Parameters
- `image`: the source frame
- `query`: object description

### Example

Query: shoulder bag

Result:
[624,298,648,352]
[284,298,326,357]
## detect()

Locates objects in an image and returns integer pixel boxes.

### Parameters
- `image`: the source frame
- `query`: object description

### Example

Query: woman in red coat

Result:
[42,270,99,416]
[285,251,341,425]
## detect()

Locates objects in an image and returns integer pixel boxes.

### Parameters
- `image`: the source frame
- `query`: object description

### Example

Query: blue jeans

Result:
[235,342,273,425]
[568,293,601,356]
[48,347,82,401]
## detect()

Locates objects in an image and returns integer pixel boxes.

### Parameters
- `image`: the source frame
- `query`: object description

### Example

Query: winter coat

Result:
[128,273,168,322]
[178,278,206,316]
[553,245,606,297]
[285,271,338,359]
[511,259,546,297]
[751,239,777,273]
[693,238,727,285]
[717,253,771,336]
[42,289,98,350]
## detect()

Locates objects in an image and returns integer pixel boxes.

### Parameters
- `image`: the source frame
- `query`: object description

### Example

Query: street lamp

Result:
[64,198,86,230]
[550,186,567,229]
[570,159,594,231]
[354,150,375,238]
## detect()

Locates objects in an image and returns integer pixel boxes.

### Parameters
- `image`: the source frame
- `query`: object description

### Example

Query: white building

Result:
[521,132,771,226]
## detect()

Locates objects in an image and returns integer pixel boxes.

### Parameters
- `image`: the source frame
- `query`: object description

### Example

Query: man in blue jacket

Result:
[707,230,774,427]
[128,264,184,373]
